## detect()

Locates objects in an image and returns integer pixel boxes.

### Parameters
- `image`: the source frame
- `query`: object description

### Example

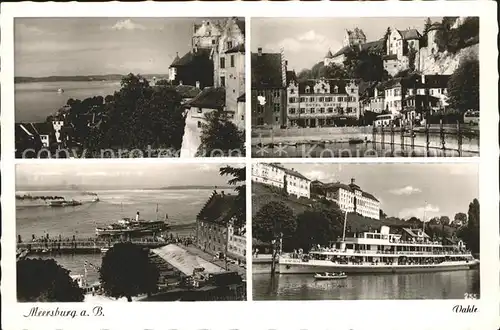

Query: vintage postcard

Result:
[13,17,246,158]
[251,17,480,158]
[1,2,499,330]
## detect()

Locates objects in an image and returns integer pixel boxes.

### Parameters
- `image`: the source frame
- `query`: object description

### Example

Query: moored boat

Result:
[95,211,169,237]
[314,272,347,280]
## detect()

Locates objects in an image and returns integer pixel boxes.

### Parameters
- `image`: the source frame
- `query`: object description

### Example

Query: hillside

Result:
[253,182,409,231]
[418,43,479,75]
[15,73,169,84]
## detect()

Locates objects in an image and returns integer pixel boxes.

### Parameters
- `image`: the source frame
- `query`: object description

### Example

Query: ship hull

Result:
[278,259,478,274]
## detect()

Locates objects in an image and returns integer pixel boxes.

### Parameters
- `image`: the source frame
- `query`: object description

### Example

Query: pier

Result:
[16,235,193,255]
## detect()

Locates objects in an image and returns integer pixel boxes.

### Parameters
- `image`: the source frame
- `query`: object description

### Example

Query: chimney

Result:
[136,211,140,221]
[285,60,288,67]
[196,81,200,89]
[258,47,262,56]
[179,80,183,86]
[351,178,355,185]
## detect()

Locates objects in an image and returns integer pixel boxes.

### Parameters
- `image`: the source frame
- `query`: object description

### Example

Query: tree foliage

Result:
[447,58,479,112]
[434,17,479,54]
[53,73,186,155]
[454,212,468,226]
[99,242,159,301]
[219,165,246,228]
[457,198,479,254]
[383,27,391,54]
[197,110,245,157]
[439,216,451,226]
[294,207,344,252]
[253,201,297,248]
[343,48,387,82]
[17,258,84,302]
[297,62,348,81]
[407,44,417,72]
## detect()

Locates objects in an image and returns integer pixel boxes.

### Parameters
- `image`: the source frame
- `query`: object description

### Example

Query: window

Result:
[197,121,202,128]
[197,107,202,113]
[220,58,225,69]
[289,97,296,103]
[319,108,325,113]
[310,108,315,114]
[289,108,296,114]
[310,97,315,102]
[221,76,225,87]
[274,91,280,98]
[300,108,305,114]
[227,41,233,49]
[319,97,324,102]
[212,40,216,45]
[257,105,264,114]
[274,103,280,113]
[305,86,311,93]
[275,117,279,122]
[299,97,306,102]
[230,55,235,67]
[327,107,333,113]
[325,97,331,102]
[257,117,264,125]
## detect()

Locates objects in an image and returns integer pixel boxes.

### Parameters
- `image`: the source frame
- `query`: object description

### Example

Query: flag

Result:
[156,204,159,213]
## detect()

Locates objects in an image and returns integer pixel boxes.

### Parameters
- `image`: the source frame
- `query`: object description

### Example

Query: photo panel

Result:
[251,17,480,158]
[15,162,247,302]
[14,17,246,159]
[251,162,479,300]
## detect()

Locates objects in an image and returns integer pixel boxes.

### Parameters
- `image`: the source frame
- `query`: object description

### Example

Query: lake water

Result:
[253,270,480,300]
[18,188,231,283]
[16,188,232,239]
[15,81,121,122]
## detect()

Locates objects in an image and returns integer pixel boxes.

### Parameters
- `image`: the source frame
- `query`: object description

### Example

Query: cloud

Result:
[303,170,332,181]
[16,24,46,36]
[109,19,146,31]
[389,186,422,196]
[398,204,440,220]
[265,30,333,53]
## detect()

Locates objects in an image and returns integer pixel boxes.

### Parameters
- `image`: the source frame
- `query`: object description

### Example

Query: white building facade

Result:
[252,163,311,199]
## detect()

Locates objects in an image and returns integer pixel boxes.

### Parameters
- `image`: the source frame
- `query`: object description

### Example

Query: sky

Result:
[278,163,478,220]
[15,17,219,77]
[16,163,239,189]
[251,17,441,72]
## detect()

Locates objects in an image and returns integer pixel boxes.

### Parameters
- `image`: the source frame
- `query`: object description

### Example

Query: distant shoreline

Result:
[15,74,169,84]
[16,186,234,192]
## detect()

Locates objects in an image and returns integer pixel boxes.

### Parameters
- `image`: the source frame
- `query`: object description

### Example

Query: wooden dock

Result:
[17,238,170,255]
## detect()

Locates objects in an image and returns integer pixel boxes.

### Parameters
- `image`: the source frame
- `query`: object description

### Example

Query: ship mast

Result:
[342,210,348,241]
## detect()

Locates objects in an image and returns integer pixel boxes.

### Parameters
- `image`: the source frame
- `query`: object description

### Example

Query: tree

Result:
[453,212,468,226]
[219,165,246,228]
[253,201,297,250]
[407,44,417,72]
[458,198,479,254]
[423,18,432,36]
[197,110,245,157]
[407,216,422,228]
[383,27,391,54]
[447,58,479,113]
[17,258,84,302]
[295,209,338,252]
[343,48,386,82]
[439,216,451,226]
[99,242,159,301]
[379,209,387,219]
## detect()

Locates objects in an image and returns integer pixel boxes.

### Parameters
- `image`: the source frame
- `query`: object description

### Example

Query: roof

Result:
[237,93,246,102]
[404,94,440,102]
[332,45,351,57]
[325,49,334,58]
[151,244,224,276]
[175,85,202,99]
[186,87,225,110]
[197,191,237,225]
[297,79,355,95]
[360,39,385,53]
[286,70,297,85]
[171,53,181,66]
[235,19,245,36]
[398,29,421,40]
[251,52,284,89]
[268,163,311,181]
[315,181,379,202]
[225,44,245,54]
[383,54,398,61]
[169,48,211,68]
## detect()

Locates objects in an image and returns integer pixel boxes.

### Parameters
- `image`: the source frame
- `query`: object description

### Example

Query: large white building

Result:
[312,178,380,220]
[252,163,311,199]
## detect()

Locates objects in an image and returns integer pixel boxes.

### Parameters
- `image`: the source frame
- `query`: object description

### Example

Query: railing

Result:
[305,249,471,256]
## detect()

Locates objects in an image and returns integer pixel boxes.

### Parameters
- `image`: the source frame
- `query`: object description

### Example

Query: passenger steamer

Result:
[279,224,477,274]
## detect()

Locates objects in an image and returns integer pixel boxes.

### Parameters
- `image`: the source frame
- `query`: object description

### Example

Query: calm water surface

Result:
[15,81,121,122]
[18,188,231,281]
[253,270,480,300]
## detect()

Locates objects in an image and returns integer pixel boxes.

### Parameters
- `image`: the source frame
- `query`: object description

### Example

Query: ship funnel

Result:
[136,212,140,221]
